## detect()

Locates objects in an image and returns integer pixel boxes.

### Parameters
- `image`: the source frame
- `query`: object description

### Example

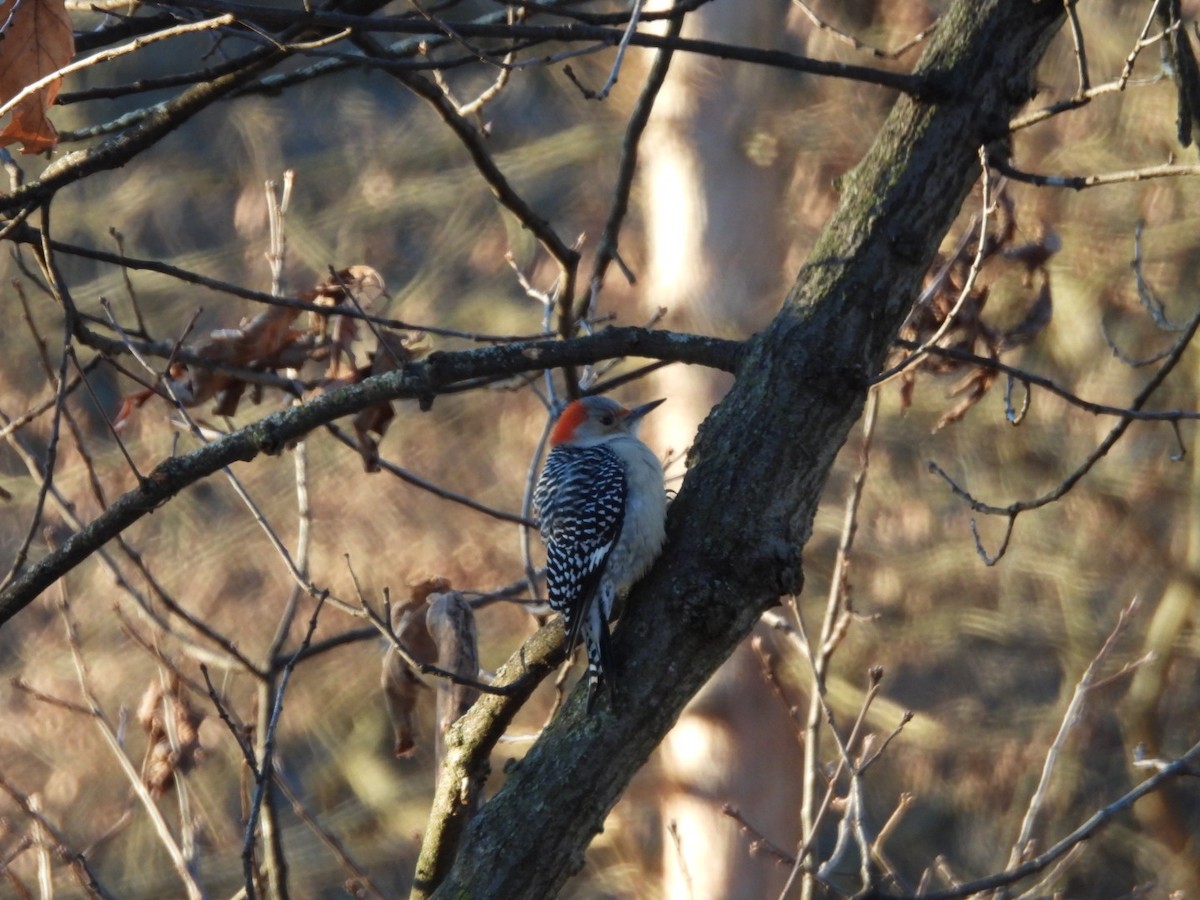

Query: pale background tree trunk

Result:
[639,3,800,896]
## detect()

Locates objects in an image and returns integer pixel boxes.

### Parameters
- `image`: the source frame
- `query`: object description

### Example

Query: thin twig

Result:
[790,388,879,897]
[1006,596,1142,868]
[273,772,390,900]
[0,15,238,123]
[893,337,1200,422]
[0,356,97,442]
[1130,220,1186,331]
[991,157,1200,191]
[1062,0,1089,94]
[0,277,72,592]
[667,820,696,900]
[68,346,145,481]
[56,582,204,899]
[0,775,117,900]
[907,737,1200,900]
[325,423,534,525]
[588,8,684,300]
[109,227,150,336]
[200,664,257,768]
[243,596,326,898]
[929,307,1200,562]
[15,227,546,342]
[791,0,937,59]
[256,174,303,900]
[1009,4,1165,131]
[592,0,646,101]
[874,148,993,385]
[722,805,797,866]
[11,677,97,716]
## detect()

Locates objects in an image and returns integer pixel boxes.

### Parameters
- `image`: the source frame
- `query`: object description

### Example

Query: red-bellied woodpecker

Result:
[533,396,667,712]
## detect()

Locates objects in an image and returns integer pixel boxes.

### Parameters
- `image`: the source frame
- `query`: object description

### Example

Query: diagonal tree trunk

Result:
[429,1,1066,896]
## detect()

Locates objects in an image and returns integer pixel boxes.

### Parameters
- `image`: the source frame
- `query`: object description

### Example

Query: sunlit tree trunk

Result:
[639,3,798,896]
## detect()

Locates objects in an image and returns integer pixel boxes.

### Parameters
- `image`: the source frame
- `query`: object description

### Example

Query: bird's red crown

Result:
[549,399,596,446]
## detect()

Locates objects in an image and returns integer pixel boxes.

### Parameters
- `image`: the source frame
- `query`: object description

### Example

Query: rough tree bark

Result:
[425,1,1066,897]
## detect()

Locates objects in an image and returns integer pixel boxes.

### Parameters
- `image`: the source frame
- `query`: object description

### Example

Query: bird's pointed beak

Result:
[624,398,666,424]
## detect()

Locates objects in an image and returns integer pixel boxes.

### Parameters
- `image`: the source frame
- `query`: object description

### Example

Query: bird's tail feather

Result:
[584,612,616,714]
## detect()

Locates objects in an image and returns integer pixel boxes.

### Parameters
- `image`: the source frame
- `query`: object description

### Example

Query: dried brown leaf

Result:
[381,648,422,758]
[379,577,449,757]
[113,387,159,430]
[195,306,304,370]
[304,265,388,344]
[305,265,387,308]
[352,330,425,471]
[426,590,479,734]
[411,576,451,602]
[899,197,1057,429]
[933,366,996,431]
[137,680,164,737]
[156,306,302,416]
[0,0,73,153]
[115,267,397,425]
[898,371,916,414]
[137,677,204,796]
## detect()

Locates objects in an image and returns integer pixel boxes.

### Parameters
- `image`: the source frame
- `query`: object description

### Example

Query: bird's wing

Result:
[534,446,627,655]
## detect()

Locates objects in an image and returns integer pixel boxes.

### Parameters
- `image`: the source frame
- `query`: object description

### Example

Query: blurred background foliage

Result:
[2,0,1200,896]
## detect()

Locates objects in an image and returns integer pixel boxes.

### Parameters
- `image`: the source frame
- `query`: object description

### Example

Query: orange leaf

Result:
[0,0,74,154]
[112,387,158,430]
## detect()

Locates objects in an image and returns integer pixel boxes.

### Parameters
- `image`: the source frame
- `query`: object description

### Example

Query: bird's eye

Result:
[600,414,615,426]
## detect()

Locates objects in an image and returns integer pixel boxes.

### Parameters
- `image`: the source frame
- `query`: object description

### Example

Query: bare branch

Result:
[56,585,204,899]
[242,597,326,898]
[587,7,684,301]
[0,774,118,900]
[0,327,739,626]
[791,0,937,59]
[929,307,1200,561]
[991,156,1200,190]
[0,15,237,123]
[1007,597,1142,869]
[898,737,1200,900]
[409,619,566,900]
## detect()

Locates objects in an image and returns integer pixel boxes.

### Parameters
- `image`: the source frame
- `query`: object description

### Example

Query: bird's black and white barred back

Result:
[533,443,627,659]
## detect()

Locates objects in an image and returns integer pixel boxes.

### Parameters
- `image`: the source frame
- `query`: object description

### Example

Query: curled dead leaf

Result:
[380,576,448,758]
[896,196,1057,427]
[353,330,428,472]
[113,387,158,430]
[306,265,387,309]
[137,676,204,796]
[426,590,479,734]
[113,264,402,427]
[381,648,423,759]
[933,366,997,432]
